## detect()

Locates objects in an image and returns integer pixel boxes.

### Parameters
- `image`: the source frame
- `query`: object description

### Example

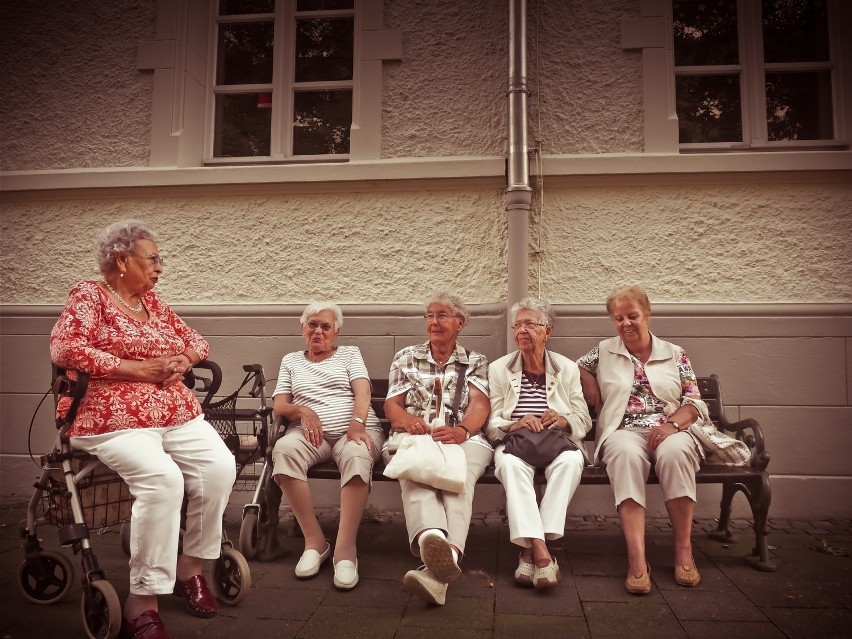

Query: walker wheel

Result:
[18,550,75,604]
[239,511,260,560]
[213,548,251,605]
[81,579,121,639]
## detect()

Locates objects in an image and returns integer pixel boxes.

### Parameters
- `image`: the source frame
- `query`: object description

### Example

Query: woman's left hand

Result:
[431,425,465,445]
[347,422,376,454]
[540,409,567,429]
[647,422,678,451]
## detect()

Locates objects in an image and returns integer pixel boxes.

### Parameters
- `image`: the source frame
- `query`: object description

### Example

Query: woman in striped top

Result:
[486,298,591,590]
[271,303,384,590]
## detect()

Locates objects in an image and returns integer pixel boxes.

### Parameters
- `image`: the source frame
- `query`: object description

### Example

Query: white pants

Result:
[600,428,701,509]
[494,446,585,547]
[71,415,236,595]
[396,440,493,557]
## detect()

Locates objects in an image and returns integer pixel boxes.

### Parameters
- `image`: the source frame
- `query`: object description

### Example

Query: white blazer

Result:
[486,349,592,464]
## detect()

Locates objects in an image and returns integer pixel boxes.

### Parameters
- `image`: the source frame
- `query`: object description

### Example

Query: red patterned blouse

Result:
[50,280,210,437]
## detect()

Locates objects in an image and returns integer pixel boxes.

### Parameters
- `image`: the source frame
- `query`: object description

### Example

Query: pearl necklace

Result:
[103,280,144,313]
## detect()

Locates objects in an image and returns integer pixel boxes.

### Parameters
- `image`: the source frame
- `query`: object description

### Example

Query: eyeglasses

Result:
[511,321,547,331]
[134,252,164,266]
[306,320,335,332]
[424,312,455,322]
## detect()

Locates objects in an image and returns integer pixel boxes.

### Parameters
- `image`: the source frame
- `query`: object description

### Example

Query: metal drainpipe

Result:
[505,0,532,351]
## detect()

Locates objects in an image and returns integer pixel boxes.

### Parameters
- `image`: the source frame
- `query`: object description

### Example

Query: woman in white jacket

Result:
[486,298,591,589]
[577,285,749,595]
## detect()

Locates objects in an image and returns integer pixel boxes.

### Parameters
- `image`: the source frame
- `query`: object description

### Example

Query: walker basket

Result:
[205,391,240,455]
[41,458,132,529]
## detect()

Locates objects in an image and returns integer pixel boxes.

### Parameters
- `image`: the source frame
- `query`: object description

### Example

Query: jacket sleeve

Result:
[561,364,592,439]
[485,363,514,443]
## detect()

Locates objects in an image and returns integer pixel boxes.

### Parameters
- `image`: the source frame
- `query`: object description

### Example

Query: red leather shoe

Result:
[121,610,171,639]
[173,574,219,618]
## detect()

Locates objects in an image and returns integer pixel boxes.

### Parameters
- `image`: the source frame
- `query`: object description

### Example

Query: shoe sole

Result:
[403,573,445,606]
[421,536,462,583]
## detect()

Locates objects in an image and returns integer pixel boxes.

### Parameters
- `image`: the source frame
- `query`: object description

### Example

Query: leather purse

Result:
[503,426,578,468]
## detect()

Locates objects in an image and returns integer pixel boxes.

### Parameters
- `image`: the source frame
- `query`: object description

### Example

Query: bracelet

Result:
[666,420,684,432]
[180,353,193,368]
[457,425,471,440]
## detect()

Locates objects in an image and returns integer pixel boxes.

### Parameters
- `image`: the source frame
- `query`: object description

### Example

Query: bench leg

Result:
[708,482,737,542]
[744,473,777,572]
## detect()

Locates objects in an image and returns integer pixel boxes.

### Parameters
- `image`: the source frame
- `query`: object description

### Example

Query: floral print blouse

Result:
[50,280,209,436]
[577,344,702,429]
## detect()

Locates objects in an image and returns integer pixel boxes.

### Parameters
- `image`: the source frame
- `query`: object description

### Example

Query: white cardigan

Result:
[486,349,592,464]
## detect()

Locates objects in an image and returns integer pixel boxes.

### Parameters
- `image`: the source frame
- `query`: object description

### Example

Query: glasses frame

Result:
[133,252,164,266]
[423,312,456,322]
[511,321,547,331]
[305,320,335,332]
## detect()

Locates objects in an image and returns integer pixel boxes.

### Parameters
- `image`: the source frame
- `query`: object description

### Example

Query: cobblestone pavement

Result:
[1,499,850,639]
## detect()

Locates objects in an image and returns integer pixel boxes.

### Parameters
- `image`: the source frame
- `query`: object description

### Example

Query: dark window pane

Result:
[213,93,272,157]
[293,90,352,155]
[673,0,739,66]
[676,74,742,143]
[297,0,354,10]
[217,22,274,85]
[220,0,274,15]
[762,0,829,63]
[294,18,353,82]
[766,71,833,140]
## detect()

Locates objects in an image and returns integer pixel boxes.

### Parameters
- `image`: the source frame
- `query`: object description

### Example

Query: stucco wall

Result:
[0,1,157,171]
[0,189,508,305]
[529,0,644,154]
[533,181,852,304]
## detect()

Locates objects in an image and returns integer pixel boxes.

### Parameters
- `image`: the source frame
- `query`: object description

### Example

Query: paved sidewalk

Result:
[1,499,850,639]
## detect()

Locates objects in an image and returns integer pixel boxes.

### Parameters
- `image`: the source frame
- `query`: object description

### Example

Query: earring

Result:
[120,272,124,278]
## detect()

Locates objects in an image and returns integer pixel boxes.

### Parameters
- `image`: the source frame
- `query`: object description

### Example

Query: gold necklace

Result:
[103,280,143,313]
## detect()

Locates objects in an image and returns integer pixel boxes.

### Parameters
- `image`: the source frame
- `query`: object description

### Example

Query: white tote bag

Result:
[384,375,468,493]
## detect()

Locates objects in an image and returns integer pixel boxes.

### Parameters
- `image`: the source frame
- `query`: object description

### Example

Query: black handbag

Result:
[503,427,578,468]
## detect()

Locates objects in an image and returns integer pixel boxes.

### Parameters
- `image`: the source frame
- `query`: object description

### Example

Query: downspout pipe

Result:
[506,0,533,351]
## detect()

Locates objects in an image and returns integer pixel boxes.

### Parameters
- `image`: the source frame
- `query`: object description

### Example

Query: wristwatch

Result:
[352,417,365,425]
[667,420,684,432]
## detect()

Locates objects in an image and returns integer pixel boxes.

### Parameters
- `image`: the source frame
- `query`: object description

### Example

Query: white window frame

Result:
[204,1,356,164]
[672,0,847,152]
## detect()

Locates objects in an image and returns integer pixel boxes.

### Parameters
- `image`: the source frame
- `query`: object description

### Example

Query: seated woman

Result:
[578,285,750,595]
[383,291,492,606]
[270,302,384,590]
[486,297,591,590]
[50,220,236,639]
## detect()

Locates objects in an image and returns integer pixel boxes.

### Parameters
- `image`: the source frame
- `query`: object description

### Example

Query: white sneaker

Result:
[333,559,359,590]
[420,535,462,583]
[403,566,448,606]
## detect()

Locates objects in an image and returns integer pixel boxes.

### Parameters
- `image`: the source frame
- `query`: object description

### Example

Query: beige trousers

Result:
[398,440,493,557]
[601,428,701,509]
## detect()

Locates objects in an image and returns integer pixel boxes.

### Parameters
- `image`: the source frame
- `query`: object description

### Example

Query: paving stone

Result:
[761,607,852,639]
[679,620,787,639]
[583,600,686,639]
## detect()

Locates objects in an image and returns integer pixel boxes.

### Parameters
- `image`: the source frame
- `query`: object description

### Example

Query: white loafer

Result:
[295,542,331,578]
[333,559,359,590]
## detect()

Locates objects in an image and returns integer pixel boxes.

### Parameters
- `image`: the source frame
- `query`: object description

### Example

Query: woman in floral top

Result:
[577,285,707,596]
[50,221,235,639]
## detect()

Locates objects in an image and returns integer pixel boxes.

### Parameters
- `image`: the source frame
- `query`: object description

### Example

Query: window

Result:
[209,0,355,162]
[672,0,841,149]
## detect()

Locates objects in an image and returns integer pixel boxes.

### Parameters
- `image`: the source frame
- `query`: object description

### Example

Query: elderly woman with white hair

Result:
[383,291,492,606]
[486,297,591,589]
[50,220,235,639]
[271,302,384,590]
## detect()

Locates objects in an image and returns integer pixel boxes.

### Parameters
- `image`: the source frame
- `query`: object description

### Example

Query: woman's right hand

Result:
[579,368,602,414]
[119,355,188,385]
[510,414,543,432]
[300,407,324,448]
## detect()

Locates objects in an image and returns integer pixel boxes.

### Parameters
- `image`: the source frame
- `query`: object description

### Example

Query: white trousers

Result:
[600,428,701,509]
[397,440,493,557]
[494,446,585,547]
[71,415,236,595]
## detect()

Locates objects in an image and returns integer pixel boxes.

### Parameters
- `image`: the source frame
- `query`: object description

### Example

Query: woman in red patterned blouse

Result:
[50,220,236,639]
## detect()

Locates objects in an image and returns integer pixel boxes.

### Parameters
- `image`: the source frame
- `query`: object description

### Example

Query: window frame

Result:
[672,0,846,152]
[204,1,357,165]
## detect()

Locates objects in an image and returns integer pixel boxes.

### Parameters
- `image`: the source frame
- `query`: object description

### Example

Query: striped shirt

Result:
[273,345,380,437]
[510,372,549,420]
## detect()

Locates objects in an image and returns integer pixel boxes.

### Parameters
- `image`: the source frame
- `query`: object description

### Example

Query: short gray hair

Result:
[510,296,554,326]
[424,290,470,322]
[300,302,343,329]
[95,220,157,275]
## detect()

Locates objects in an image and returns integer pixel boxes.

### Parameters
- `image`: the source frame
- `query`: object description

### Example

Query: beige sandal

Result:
[625,563,651,594]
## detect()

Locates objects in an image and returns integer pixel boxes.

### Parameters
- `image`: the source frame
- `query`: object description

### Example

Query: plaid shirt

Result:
[387,341,489,425]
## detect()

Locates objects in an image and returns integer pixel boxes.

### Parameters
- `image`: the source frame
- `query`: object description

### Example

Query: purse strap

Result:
[448,349,470,426]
